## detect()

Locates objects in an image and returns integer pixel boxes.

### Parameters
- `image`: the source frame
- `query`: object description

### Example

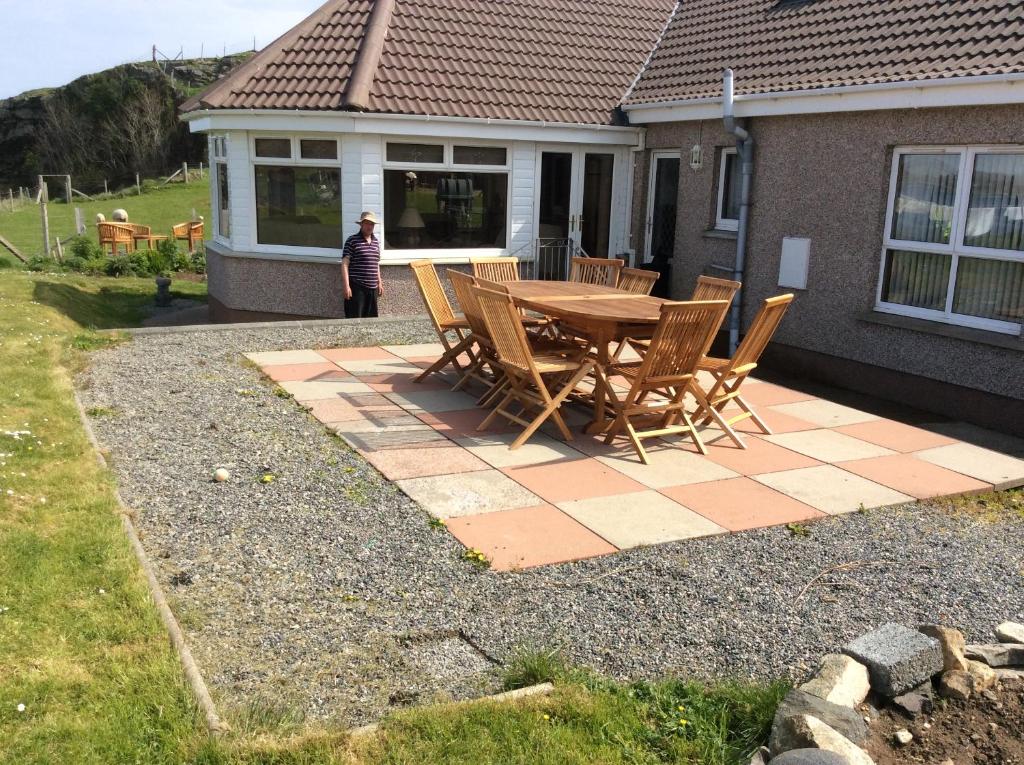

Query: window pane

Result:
[720,152,740,222]
[216,163,230,238]
[952,257,1024,323]
[453,145,507,165]
[880,249,951,311]
[255,165,341,248]
[383,170,507,249]
[890,153,959,244]
[386,143,444,163]
[963,153,1024,252]
[254,138,291,158]
[299,139,337,160]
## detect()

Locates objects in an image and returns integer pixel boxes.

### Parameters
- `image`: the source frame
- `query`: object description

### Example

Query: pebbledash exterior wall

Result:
[630,104,1024,433]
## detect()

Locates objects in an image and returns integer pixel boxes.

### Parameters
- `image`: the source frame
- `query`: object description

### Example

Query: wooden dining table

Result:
[504,280,667,431]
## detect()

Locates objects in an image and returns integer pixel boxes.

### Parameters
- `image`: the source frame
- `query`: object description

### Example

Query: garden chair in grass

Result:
[691,294,795,448]
[97,222,135,256]
[617,267,659,295]
[410,260,475,383]
[130,223,169,251]
[569,256,624,287]
[471,256,520,283]
[473,286,596,448]
[601,300,730,462]
[172,220,204,253]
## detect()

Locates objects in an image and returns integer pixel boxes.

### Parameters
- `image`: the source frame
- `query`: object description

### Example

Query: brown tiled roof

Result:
[624,0,1024,106]
[186,0,676,125]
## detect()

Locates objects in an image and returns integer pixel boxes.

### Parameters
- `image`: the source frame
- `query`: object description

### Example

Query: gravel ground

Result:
[78,321,1024,727]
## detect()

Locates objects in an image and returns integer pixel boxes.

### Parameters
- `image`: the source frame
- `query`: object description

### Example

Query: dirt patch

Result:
[865,677,1024,764]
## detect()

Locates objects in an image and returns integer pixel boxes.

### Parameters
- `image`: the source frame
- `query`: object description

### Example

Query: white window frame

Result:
[381,138,512,260]
[249,133,343,256]
[715,147,739,232]
[876,144,1024,335]
[211,135,230,245]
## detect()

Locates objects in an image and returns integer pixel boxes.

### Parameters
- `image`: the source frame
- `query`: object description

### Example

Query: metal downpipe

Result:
[722,69,753,355]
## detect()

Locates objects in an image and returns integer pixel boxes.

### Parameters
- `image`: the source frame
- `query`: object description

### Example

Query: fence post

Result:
[39,176,50,257]
[136,173,141,195]
[199,161,204,179]
[182,162,188,183]
[104,179,109,195]
[7,189,12,212]
[65,175,72,205]
[75,207,85,235]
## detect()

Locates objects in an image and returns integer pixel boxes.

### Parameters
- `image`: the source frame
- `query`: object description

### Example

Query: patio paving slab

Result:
[306,394,405,423]
[326,414,434,437]
[501,456,647,504]
[261,362,351,383]
[318,346,400,362]
[596,444,739,489]
[737,381,817,407]
[732,406,818,434]
[363,444,490,481]
[396,469,543,519]
[456,431,585,469]
[753,464,914,515]
[838,453,992,499]
[660,476,826,531]
[922,421,1024,458]
[383,343,447,359]
[770,398,880,428]
[245,349,329,366]
[445,504,618,570]
[341,429,453,452]
[333,358,425,377]
[913,442,1024,490]
[701,432,822,475]
[558,490,726,549]
[416,408,515,438]
[280,379,374,400]
[765,429,896,463]
[383,389,481,413]
[834,419,958,452]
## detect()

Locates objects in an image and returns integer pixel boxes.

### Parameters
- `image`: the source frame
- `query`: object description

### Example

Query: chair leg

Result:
[414,334,474,382]
[507,362,594,449]
[623,421,649,465]
[735,394,772,435]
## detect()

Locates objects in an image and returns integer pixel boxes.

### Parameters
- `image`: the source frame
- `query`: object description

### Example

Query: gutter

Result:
[722,68,752,355]
[342,0,396,111]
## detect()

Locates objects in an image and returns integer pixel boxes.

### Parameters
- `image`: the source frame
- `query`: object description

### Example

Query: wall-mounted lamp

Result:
[689,144,703,170]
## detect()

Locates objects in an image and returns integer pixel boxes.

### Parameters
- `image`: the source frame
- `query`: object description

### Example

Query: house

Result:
[184,0,1024,433]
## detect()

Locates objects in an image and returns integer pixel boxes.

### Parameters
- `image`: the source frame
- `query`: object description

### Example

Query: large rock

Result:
[800,654,871,708]
[771,749,850,765]
[966,659,997,691]
[891,687,933,718]
[772,715,876,765]
[844,623,944,697]
[995,622,1024,644]
[938,669,972,700]
[769,689,869,756]
[965,643,1024,667]
[918,624,969,672]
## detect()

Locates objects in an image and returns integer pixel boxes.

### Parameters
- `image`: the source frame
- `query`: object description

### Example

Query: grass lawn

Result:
[0,269,792,763]
[0,179,211,260]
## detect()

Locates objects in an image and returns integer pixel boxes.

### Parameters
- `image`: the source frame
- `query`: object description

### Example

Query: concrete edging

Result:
[118,314,431,336]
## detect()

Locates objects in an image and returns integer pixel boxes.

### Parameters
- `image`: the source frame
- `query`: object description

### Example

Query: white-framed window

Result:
[211,136,230,239]
[877,146,1024,335]
[250,135,341,250]
[382,140,510,251]
[715,147,741,232]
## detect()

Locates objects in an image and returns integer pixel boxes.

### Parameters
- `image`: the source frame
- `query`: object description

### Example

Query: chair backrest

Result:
[130,223,151,236]
[617,267,658,295]
[474,276,509,294]
[190,221,204,236]
[409,259,457,332]
[448,270,490,342]
[471,256,519,282]
[691,275,741,304]
[731,294,794,370]
[473,286,535,375]
[97,222,133,244]
[631,300,730,395]
[569,257,624,286]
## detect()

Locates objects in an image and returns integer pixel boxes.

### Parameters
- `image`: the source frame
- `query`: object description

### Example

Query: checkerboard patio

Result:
[248,344,1024,571]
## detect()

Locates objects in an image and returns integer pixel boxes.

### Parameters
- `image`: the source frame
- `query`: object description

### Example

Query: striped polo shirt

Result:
[342,232,381,289]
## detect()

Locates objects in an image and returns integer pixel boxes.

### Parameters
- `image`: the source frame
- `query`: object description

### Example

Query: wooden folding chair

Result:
[473,286,596,449]
[172,221,204,253]
[409,260,475,383]
[448,271,507,403]
[569,256,624,286]
[97,222,135,256]
[471,256,520,282]
[617,267,659,295]
[601,300,730,463]
[691,294,795,448]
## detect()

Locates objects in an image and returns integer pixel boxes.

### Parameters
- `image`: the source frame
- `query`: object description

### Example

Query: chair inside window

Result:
[617,267,659,296]
[473,286,596,448]
[409,260,474,383]
[602,299,730,462]
[569,256,624,287]
[691,294,795,448]
[471,256,520,282]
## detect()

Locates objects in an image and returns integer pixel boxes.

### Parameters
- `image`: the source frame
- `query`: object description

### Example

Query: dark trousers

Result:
[344,283,379,318]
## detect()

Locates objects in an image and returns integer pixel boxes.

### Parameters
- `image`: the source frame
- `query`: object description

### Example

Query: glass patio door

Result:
[644,151,680,264]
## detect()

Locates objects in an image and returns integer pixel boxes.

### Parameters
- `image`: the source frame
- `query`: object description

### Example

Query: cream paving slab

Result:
[246,349,328,366]
[914,442,1024,490]
[279,379,374,400]
[455,431,585,469]
[923,421,1024,459]
[326,415,434,437]
[596,445,738,489]
[396,469,543,519]
[753,464,913,515]
[558,491,726,549]
[383,389,481,413]
[765,429,895,463]
[769,399,880,428]
[383,343,447,359]
[333,358,425,377]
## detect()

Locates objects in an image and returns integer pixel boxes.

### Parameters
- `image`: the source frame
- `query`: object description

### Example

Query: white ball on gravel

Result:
[213,468,230,482]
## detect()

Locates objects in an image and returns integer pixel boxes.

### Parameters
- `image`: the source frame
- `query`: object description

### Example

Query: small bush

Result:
[190,249,206,274]
[145,248,173,276]
[0,254,13,269]
[62,255,87,272]
[83,257,108,274]
[26,255,53,272]
[503,648,567,690]
[69,235,104,261]
[103,255,135,277]
[128,251,151,275]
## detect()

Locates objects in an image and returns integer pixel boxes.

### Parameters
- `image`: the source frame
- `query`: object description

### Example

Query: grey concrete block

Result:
[772,749,850,765]
[843,622,943,697]
[769,689,869,755]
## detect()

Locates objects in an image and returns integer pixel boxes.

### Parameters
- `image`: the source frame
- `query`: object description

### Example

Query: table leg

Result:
[585,327,613,434]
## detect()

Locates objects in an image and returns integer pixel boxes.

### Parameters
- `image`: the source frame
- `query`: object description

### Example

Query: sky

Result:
[0,0,325,99]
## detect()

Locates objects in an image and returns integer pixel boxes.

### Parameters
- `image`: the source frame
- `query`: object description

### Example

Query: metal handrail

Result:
[508,237,591,280]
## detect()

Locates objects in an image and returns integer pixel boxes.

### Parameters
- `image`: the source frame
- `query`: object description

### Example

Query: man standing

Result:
[341,211,383,318]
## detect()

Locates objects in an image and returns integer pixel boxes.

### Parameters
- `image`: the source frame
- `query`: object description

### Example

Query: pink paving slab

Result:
[661,477,825,532]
